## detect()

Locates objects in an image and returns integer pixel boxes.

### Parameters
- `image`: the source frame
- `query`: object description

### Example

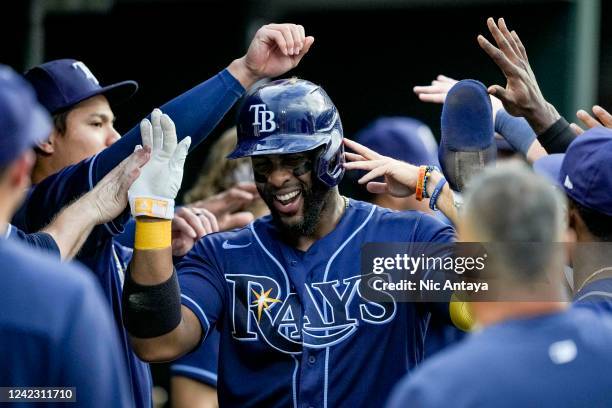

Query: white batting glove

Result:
[128,109,191,219]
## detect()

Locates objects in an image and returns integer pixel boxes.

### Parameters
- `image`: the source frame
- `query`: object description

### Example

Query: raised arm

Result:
[121,110,210,361]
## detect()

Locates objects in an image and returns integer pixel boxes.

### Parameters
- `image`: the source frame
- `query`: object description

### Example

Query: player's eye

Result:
[90,122,103,128]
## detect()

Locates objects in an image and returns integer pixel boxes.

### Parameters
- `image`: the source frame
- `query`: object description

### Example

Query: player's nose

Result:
[106,127,121,146]
[267,167,293,188]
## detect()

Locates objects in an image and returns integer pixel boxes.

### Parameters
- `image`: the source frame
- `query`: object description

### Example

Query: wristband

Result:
[134,219,171,250]
[122,267,182,338]
[429,177,448,211]
[422,165,438,199]
[129,194,175,219]
[416,166,426,201]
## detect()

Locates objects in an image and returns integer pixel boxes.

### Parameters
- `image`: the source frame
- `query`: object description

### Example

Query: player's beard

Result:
[259,177,331,237]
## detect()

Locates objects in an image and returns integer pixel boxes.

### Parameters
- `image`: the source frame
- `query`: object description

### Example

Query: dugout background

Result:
[1,0,609,406]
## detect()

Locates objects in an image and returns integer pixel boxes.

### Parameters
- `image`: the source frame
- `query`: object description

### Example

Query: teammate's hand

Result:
[188,182,258,231]
[171,207,218,256]
[128,109,191,219]
[570,105,612,135]
[86,145,151,224]
[343,138,419,197]
[228,24,314,88]
[414,74,504,120]
[477,17,559,134]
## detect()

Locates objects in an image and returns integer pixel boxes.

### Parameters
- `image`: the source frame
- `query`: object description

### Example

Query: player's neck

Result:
[31,156,57,185]
[294,190,345,252]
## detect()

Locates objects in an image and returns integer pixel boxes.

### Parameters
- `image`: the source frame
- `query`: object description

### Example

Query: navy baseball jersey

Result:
[0,237,131,407]
[177,199,455,408]
[574,277,612,315]
[387,307,612,408]
[12,69,245,408]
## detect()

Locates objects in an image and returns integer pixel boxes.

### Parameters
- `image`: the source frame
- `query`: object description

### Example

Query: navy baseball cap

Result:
[0,64,52,166]
[354,117,440,166]
[439,79,496,191]
[533,127,612,216]
[24,59,138,114]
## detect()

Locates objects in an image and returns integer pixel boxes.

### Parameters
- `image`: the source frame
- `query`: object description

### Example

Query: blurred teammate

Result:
[387,162,612,408]
[122,78,461,407]
[19,24,312,407]
[0,64,132,408]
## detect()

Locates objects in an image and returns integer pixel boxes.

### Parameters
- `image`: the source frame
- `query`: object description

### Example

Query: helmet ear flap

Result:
[316,129,345,187]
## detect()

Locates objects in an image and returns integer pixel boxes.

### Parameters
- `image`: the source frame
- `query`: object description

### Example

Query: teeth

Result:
[276,190,300,202]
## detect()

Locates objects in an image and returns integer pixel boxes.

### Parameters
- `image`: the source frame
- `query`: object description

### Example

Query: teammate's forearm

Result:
[41,197,99,260]
[93,69,244,183]
[427,171,459,226]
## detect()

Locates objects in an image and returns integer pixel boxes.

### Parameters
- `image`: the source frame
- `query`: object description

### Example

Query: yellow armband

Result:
[134,218,171,250]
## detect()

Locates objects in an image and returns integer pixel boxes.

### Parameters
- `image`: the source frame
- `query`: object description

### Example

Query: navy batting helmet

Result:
[228,78,344,187]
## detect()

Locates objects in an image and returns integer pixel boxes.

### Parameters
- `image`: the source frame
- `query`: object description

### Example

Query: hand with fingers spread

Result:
[570,105,612,135]
[343,138,460,225]
[477,17,560,134]
[128,108,191,220]
[228,23,315,89]
[343,138,420,197]
[171,207,219,256]
[414,74,504,120]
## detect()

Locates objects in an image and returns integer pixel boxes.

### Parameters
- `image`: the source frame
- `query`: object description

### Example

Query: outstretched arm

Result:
[42,146,150,259]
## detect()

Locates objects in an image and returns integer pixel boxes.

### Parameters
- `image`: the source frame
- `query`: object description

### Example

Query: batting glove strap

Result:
[129,194,175,219]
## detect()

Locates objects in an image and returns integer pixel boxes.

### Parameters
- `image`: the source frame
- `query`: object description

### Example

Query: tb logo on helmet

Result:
[249,104,277,133]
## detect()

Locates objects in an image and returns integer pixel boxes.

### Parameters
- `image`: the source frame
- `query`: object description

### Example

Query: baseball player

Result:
[387,163,612,408]
[123,78,463,407]
[533,128,612,313]
[17,24,312,408]
[0,64,132,407]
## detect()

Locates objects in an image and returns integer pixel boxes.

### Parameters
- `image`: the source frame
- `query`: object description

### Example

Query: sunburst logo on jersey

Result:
[251,288,281,322]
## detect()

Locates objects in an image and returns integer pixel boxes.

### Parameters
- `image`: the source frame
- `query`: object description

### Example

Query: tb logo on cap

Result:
[250,104,276,133]
[72,61,99,85]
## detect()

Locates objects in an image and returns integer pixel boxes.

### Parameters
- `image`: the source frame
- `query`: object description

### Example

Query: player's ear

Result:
[5,151,34,189]
[36,131,56,154]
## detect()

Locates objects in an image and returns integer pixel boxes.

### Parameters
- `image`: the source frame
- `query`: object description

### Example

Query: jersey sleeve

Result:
[60,266,133,407]
[6,225,60,257]
[177,237,228,347]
